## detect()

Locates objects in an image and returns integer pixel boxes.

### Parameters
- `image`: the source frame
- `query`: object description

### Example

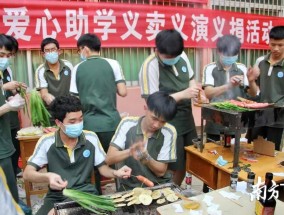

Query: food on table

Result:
[133,187,144,196]
[151,190,162,200]
[156,198,166,205]
[135,175,155,187]
[182,201,200,210]
[122,191,134,199]
[127,199,137,206]
[139,193,153,205]
[115,203,126,207]
[166,193,179,202]
[113,198,125,203]
[109,193,122,199]
[17,126,43,136]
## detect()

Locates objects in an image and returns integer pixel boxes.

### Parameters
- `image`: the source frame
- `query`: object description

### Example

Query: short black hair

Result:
[77,33,101,52]
[0,34,14,52]
[50,95,82,122]
[269,26,284,40]
[5,35,18,53]
[216,35,241,56]
[40,37,59,52]
[147,91,177,121]
[155,29,184,57]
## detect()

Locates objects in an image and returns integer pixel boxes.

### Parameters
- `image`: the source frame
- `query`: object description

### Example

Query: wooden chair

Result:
[18,136,48,207]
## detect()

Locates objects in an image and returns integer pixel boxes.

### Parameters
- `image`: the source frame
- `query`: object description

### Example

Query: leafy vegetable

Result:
[211,101,250,112]
[30,89,51,127]
[63,189,116,214]
[18,85,29,118]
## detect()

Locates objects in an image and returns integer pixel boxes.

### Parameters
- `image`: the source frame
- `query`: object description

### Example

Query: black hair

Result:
[0,34,14,52]
[147,91,177,121]
[269,26,284,40]
[216,35,241,56]
[40,37,60,52]
[5,35,18,53]
[155,29,184,57]
[50,95,82,122]
[77,33,101,52]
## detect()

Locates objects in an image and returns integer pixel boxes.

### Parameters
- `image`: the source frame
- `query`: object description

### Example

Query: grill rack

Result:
[54,183,183,215]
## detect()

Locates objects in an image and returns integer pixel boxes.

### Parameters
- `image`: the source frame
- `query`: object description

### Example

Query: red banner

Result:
[0,1,283,49]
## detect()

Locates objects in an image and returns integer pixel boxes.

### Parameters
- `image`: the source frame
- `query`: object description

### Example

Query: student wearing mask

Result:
[35,38,73,106]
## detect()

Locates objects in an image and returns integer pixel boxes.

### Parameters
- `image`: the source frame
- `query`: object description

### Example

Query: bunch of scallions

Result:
[63,189,117,214]
[29,89,51,127]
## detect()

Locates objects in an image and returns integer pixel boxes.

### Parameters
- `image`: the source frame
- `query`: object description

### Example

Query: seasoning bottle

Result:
[246,171,255,193]
[224,133,231,148]
[219,131,224,146]
[255,172,276,215]
[230,171,238,192]
[185,172,192,190]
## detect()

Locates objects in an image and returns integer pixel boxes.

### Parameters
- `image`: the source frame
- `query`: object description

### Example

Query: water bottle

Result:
[230,171,238,192]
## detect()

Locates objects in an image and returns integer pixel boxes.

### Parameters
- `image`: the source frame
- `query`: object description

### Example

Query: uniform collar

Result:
[87,55,101,60]
[265,53,284,66]
[216,60,238,71]
[55,130,86,148]
[136,116,161,139]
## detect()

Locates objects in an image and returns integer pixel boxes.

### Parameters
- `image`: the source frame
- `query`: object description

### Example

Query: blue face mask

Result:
[161,55,181,66]
[0,57,10,71]
[221,55,238,67]
[45,52,59,64]
[63,121,83,138]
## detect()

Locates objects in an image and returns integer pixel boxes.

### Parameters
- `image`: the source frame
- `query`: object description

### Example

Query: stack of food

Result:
[17,126,43,137]
[110,187,179,207]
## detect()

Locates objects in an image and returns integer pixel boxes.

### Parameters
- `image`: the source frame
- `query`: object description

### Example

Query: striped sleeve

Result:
[28,133,55,169]
[139,54,160,98]
[110,117,138,150]
[104,58,125,82]
[84,131,106,167]
[202,63,216,87]
[157,123,177,162]
[34,64,48,89]
[181,52,194,80]
[62,59,74,71]
[236,63,248,87]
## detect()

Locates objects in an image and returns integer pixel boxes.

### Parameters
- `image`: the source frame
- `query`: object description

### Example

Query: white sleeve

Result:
[70,63,79,94]
[181,52,194,80]
[157,125,177,162]
[104,58,125,82]
[139,55,160,97]
[84,131,106,167]
[111,117,135,150]
[28,135,54,168]
[202,64,216,86]
[237,63,248,87]
[35,65,48,89]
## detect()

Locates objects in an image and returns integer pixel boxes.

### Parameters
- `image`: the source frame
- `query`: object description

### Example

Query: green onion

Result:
[63,189,116,214]
[30,89,51,127]
[211,101,250,111]
[18,85,29,118]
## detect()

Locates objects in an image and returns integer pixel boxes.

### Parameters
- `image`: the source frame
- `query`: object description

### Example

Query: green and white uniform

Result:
[139,52,197,170]
[202,61,248,135]
[111,116,177,190]
[35,59,73,97]
[28,130,106,214]
[70,56,125,145]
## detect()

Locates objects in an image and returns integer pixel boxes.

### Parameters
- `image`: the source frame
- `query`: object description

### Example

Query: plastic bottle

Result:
[246,171,255,193]
[255,172,276,215]
[229,171,238,192]
[224,133,231,148]
[185,172,192,190]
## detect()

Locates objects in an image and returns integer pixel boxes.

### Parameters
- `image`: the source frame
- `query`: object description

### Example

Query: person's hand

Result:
[230,75,244,87]
[45,93,55,105]
[247,66,260,82]
[129,141,145,160]
[183,85,202,99]
[114,165,132,179]
[3,81,27,91]
[47,172,68,190]
[6,94,25,111]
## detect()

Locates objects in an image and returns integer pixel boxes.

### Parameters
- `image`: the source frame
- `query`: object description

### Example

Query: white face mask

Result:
[45,52,59,64]
[0,57,10,71]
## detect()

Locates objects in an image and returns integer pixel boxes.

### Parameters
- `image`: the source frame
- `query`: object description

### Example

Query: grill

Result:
[54,183,182,215]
